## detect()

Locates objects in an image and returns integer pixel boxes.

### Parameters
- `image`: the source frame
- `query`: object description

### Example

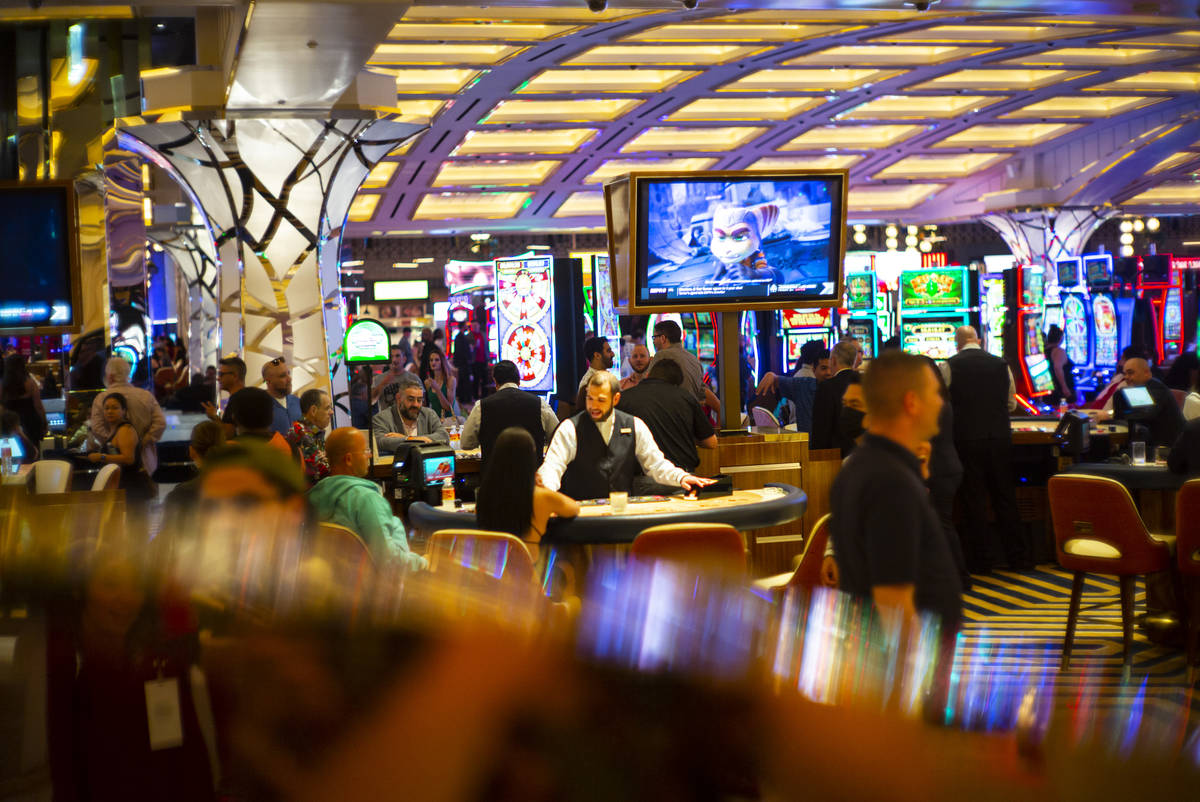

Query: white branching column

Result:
[115,117,422,425]
[150,223,221,373]
[979,207,1115,266]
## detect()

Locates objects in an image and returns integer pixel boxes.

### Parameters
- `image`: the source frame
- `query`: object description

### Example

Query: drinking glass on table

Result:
[1131,441,1146,465]
[609,491,628,513]
[1155,445,1170,465]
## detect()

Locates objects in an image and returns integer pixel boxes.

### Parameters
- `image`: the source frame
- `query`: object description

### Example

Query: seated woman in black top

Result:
[475,427,578,564]
[87,392,155,506]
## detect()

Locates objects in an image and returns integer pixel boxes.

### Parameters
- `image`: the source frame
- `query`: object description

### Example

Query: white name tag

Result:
[145,678,184,750]
[620,427,632,435]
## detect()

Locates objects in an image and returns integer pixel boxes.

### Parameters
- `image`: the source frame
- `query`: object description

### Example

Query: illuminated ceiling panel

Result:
[877,25,1105,43]
[848,184,947,210]
[1123,183,1200,205]
[997,47,1184,66]
[347,194,380,222]
[1002,95,1162,118]
[666,97,824,122]
[1111,32,1200,48]
[1148,152,1200,174]
[797,45,993,66]
[718,68,903,92]
[780,125,924,150]
[431,160,561,187]
[910,69,1089,91]
[362,161,397,189]
[395,100,445,125]
[483,98,642,124]
[624,23,853,42]
[553,191,606,218]
[841,95,1000,119]
[454,129,598,155]
[376,68,481,94]
[585,158,718,184]
[385,22,575,40]
[402,5,643,22]
[622,126,767,153]
[1085,72,1200,92]
[563,45,762,66]
[369,43,525,66]
[931,123,1083,148]
[517,68,697,94]
[874,153,1010,179]
[413,192,533,220]
[749,155,863,171]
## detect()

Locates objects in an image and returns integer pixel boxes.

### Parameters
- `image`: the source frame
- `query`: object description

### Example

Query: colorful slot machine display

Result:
[1137,253,1181,362]
[778,308,836,372]
[897,266,970,361]
[573,251,621,376]
[842,271,880,359]
[1016,264,1055,399]
[1083,253,1131,388]
[647,312,717,371]
[494,255,556,393]
[1055,257,1093,390]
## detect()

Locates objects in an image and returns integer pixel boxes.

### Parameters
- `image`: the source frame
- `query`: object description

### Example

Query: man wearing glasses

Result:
[203,355,248,437]
[647,319,706,406]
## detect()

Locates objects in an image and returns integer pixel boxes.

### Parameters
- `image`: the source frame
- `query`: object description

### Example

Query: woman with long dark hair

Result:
[418,345,457,420]
[475,427,578,560]
[1,353,47,447]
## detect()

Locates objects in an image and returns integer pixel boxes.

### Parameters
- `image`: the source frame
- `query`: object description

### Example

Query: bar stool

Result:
[1048,475,1173,672]
[631,523,747,574]
[752,514,831,594]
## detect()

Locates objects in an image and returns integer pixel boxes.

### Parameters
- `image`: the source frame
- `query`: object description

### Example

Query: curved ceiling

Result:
[345,3,1200,237]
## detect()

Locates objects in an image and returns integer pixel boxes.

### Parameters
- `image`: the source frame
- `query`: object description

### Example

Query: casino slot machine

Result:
[1055,257,1094,391]
[1089,254,1134,387]
[573,251,622,376]
[978,268,1008,359]
[1137,253,1182,363]
[842,270,880,359]
[896,266,970,362]
[1014,264,1055,402]
[494,254,556,393]
[693,312,716,369]
[778,308,836,373]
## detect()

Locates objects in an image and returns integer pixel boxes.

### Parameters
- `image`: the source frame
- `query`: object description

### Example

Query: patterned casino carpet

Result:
[956,566,1198,727]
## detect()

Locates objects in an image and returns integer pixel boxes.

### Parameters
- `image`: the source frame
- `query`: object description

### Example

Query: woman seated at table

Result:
[475,427,579,562]
[87,392,155,506]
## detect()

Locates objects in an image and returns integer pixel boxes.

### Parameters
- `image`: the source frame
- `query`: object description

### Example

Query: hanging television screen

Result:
[606,170,847,313]
[0,182,81,333]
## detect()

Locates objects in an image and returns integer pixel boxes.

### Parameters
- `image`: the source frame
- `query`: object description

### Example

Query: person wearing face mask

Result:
[835,373,867,455]
[538,371,714,501]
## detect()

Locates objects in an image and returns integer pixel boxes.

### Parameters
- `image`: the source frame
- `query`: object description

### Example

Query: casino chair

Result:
[1176,480,1200,683]
[751,406,781,428]
[305,523,376,621]
[31,460,72,494]
[631,523,747,574]
[1049,474,1174,672]
[751,514,831,594]
[90,463,121,491]
[427,529,537,586]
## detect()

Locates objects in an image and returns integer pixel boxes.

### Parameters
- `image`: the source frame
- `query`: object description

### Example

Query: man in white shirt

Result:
[940,327,1017,412]
[539,371,713,500]
[89,356,167,474]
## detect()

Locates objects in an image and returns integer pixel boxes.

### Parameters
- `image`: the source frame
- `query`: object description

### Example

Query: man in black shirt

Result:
[830,350,963,636]
[618,359,716,479]
[810,338,862,452]
[1113,357,1185,449]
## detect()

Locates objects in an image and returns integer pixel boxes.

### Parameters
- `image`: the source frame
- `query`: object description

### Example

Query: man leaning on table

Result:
[371,373,449,453]
[538,371,713,501]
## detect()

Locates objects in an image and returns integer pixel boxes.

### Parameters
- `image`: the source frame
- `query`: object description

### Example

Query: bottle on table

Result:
[441,477,455,506]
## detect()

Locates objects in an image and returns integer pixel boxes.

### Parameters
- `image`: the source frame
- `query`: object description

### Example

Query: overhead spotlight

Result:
[905,235,918,247]
[586,0,607,11]
[919,239,933,253]
[1119,220,1134,233]
[885,236,898,250]
[1120,244,1134,257]
[906,225,918,235]
[1120,232,1134,246]
[885,224,898,238]
[1147,217,1160,231]
[853,231,867,244]
[1133,218,1145,232]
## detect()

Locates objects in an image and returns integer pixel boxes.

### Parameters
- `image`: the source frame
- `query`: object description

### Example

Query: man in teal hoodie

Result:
[308,427,427,570]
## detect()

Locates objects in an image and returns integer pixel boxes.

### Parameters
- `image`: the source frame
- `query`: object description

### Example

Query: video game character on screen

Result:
[640,177,836,303]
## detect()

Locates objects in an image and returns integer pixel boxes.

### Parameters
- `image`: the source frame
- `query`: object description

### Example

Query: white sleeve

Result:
[1007,367,1017,412]
[632,417,687,488]
[940,362,952,388]
[458,403,482,449]
[540,403,560,438]
[1184,393,1200,421]
[537,419,577,492]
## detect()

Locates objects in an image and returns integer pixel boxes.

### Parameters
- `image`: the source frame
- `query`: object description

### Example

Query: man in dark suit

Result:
[1113,357,1185,450]
[809,338,862,452]
[945,326,1028,573]
[459,360,559,464]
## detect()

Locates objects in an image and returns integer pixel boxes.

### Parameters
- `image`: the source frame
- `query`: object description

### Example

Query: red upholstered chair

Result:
[1048,475,1173,671]
[1176,479,1200,682]
[631,523,747,574]
[752,514,831,594]
[427,529,536,586]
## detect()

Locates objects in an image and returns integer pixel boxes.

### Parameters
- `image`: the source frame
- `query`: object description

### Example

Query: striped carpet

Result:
[956,565,1197,730]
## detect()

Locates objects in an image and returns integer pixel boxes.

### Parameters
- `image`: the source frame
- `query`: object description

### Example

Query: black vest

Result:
[479,386,545,465]
[560,409,638,500]
[947,348,1012,442]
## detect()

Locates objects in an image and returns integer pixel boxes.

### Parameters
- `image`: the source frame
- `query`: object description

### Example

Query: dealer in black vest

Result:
[459,359,560,462]
[537,371,714,500]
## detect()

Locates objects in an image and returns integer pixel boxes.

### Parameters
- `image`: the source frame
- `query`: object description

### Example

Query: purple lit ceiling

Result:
[344,3,1200,237]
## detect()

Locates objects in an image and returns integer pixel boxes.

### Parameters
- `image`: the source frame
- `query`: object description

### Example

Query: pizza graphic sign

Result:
[495,256,556,392]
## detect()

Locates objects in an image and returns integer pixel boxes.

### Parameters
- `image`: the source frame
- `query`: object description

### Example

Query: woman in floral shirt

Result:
[289,387,332,485]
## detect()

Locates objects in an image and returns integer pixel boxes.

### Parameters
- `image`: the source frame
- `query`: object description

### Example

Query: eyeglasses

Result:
[267,357,285,367]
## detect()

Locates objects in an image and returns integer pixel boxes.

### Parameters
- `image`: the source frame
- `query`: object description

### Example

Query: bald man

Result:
[1114,357,1184,449]
[262,358,303,437]
[945,325,1028,573]
[307,427,427,569]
